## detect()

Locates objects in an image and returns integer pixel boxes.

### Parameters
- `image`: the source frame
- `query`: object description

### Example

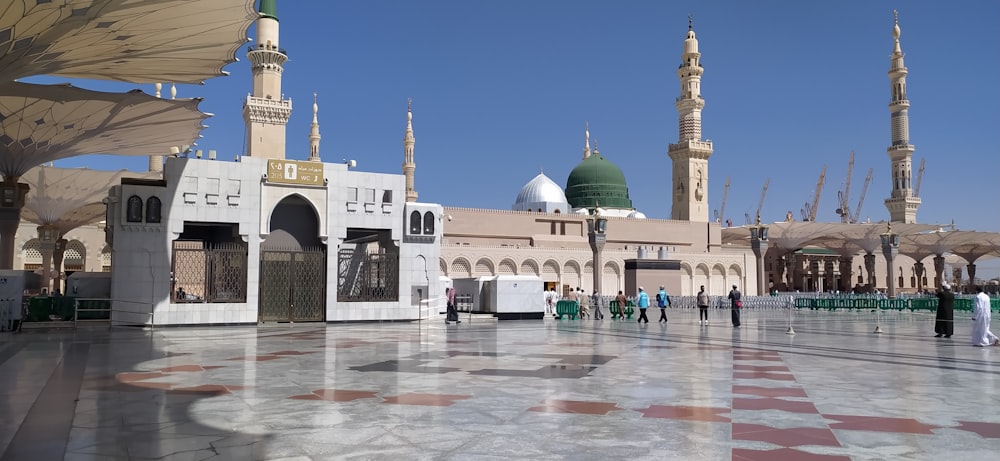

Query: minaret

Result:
[242,0,292,160]
[308,93,321,162]
[148,83,164,173]
[582,122,591,159]
[884,10,921,223]
[667,16,712,222]
[403,99,417,202]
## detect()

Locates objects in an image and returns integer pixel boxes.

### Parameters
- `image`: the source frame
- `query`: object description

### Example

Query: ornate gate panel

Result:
[259,248,326,322]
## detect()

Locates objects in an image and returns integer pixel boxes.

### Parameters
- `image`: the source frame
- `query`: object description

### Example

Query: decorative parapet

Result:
[243,95,292,124]
[668,140,713,152]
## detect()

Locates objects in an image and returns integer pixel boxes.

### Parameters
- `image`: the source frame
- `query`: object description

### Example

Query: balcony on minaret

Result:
[668,139,713,154]
[243,95,292,124]
[247,46,288,69]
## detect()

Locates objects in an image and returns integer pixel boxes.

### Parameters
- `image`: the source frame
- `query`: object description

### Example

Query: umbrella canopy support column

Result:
[0,179,30,269]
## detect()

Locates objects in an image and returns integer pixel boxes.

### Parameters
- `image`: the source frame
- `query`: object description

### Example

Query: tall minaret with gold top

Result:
[242,0,291,160]
[403,100,417,202]
[884,10,921,223]
[668,16,713,222]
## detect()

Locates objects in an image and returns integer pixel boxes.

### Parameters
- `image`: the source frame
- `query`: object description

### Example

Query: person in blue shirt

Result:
[637,287,650,324]
[656,286,671,323]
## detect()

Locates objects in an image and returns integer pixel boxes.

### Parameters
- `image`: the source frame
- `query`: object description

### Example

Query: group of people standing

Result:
[935,283,999,346]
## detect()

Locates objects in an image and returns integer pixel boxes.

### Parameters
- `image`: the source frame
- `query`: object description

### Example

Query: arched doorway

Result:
[259,195,326,322]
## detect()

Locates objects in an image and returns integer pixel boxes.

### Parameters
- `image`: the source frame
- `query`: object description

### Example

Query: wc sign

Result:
[266,159,324,186]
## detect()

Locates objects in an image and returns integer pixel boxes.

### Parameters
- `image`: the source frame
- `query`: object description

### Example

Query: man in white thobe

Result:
[971,286,999,347]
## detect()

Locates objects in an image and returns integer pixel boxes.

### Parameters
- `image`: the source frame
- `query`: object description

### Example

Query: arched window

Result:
[126,195,143,223]
[423,211,435,235]
[146,196,162,223]
[409,210,421,235]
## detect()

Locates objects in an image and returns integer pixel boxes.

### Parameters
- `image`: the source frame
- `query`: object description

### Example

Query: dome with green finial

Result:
[259,0,278,21]
[565,150,632,209]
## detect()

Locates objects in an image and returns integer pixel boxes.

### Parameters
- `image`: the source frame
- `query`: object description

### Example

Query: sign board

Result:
[266,159,324,186]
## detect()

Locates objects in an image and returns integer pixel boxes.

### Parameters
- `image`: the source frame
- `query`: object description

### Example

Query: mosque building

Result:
[435,19,750,297]
[101,0,442,325]
[6,3,996,326]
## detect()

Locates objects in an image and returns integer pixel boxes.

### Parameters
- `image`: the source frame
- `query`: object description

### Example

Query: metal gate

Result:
[259,248,326,322]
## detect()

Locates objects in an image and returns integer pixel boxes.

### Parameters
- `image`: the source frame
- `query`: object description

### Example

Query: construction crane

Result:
[745,178,770,224]
[836,151,855,223]
[849,167,873,224]
[713,176,730,225]
[914,157,925,197]
[800,165,826,221]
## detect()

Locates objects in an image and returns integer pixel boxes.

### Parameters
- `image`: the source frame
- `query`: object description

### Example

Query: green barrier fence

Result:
[555,300,579,320]
[791,296,999,312]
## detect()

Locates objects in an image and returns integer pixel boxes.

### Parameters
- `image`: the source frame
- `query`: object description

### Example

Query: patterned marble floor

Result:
[1,308,999,460]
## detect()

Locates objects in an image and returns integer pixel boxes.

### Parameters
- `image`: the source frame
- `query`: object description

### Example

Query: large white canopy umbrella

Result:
[0,0,257,83]
[0,81,207,268]
[18,165,158,288]
[20,165,158,231]
[0,81,208,178]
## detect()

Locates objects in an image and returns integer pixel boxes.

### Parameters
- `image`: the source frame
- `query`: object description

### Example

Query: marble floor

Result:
[1,308,999,460]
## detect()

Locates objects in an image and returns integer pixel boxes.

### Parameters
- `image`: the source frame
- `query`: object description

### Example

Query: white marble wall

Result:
[109,157,443,326]
[111,157,263,326]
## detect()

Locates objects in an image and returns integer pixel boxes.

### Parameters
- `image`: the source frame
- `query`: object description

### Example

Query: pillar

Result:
[913,261,925,293]
[0,179,30,269]
[838,256,853,292]
[785,252,796,291]
[864,253,877,291]
[966,263,977,292]
[52,238,67,294]
[933,255,945,289]
[750,229,768,296]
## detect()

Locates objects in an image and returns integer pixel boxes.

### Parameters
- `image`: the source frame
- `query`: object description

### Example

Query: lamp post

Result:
[587,208,608,296]
[37,224,59,293]
[749,215,769,296]
[880,223,900,298]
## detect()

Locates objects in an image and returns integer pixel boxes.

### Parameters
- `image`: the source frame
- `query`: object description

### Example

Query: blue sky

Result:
[46,2,999,233]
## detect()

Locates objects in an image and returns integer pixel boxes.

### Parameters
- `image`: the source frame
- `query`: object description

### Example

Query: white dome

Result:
[513,173,570,213]
[628,211,646,219]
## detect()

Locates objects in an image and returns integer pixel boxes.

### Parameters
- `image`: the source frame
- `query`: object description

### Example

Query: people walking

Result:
[578,288,590,319]
[637,287,650,323]
[445,288,461,324]
[728,284,742,327]
[697,285,709,324]
[656,286,671,322]
[615,291,627,320]
[591,290,604,320]
[934,282,954,338]
[971,285,999,347]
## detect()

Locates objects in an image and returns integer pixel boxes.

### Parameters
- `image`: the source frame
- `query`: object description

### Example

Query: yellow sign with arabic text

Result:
[266,159,324,186]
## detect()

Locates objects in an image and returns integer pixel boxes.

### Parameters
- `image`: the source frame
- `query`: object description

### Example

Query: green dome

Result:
[565,152,632,209]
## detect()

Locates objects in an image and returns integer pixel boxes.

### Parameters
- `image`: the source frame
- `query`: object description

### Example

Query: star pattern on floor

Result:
[954,420,1000,438]
[637,404,731,422]
[382,393,472,406]
[528,399,625,415]
[732,447,851,461]
[90,328,1000,460]
[289,389,379,402]
[822,414,941,434]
